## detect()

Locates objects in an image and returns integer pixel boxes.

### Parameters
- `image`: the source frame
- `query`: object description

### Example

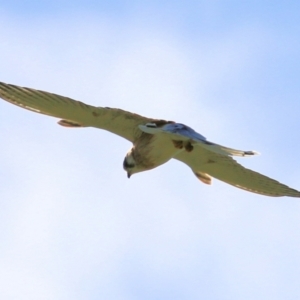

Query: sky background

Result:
[0,1,300,299]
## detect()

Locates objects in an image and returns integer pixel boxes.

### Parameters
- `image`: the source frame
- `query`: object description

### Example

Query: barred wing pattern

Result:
[0,82,158,142]
[1,81,299,197]
[175,148,300,197]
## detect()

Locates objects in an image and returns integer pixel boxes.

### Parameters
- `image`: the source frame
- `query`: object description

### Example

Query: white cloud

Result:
[1,6,300,300]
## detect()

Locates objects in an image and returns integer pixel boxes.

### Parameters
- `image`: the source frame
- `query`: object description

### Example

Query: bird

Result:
[0,81,299,198]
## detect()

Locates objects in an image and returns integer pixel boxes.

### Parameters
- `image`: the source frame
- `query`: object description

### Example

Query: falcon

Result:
[0,81,299,197]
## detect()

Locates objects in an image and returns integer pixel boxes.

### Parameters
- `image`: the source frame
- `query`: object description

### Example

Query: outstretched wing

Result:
[175,148,300,197]
[0,82,164,142]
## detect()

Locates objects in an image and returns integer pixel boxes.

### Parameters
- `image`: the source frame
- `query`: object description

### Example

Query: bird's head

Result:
[123,148,143,178]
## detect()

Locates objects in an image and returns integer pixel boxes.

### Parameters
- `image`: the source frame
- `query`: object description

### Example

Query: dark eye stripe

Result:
[123,159,135,169]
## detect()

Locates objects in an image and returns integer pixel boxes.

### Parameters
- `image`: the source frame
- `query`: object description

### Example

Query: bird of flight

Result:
[0,81,299,197]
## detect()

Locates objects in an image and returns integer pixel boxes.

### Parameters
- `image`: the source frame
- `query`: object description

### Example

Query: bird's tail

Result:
[198,141,259,157]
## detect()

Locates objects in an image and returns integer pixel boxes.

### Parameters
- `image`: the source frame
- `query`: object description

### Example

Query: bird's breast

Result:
[133,133,179,169]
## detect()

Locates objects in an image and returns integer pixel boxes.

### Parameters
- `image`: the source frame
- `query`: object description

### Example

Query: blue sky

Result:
[0,1,300,299]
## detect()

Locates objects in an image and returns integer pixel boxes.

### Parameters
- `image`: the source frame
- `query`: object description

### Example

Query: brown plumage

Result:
[0,81,299,198]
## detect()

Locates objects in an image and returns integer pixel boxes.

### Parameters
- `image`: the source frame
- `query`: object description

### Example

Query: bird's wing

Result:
[174,147,300,197]
[139,121,300,197]
[0,82,166,142]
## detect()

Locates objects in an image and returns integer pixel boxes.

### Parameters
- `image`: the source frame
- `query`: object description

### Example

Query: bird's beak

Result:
[127,172,131,179]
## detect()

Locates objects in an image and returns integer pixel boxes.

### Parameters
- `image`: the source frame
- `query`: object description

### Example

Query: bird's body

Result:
[0,81,299,197]
[125,128,178,173]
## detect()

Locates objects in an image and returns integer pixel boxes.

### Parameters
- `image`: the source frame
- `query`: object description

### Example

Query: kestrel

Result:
[0,82,299,197]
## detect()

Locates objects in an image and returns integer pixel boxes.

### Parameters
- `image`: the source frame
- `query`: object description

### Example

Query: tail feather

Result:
[199,141,259,157]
